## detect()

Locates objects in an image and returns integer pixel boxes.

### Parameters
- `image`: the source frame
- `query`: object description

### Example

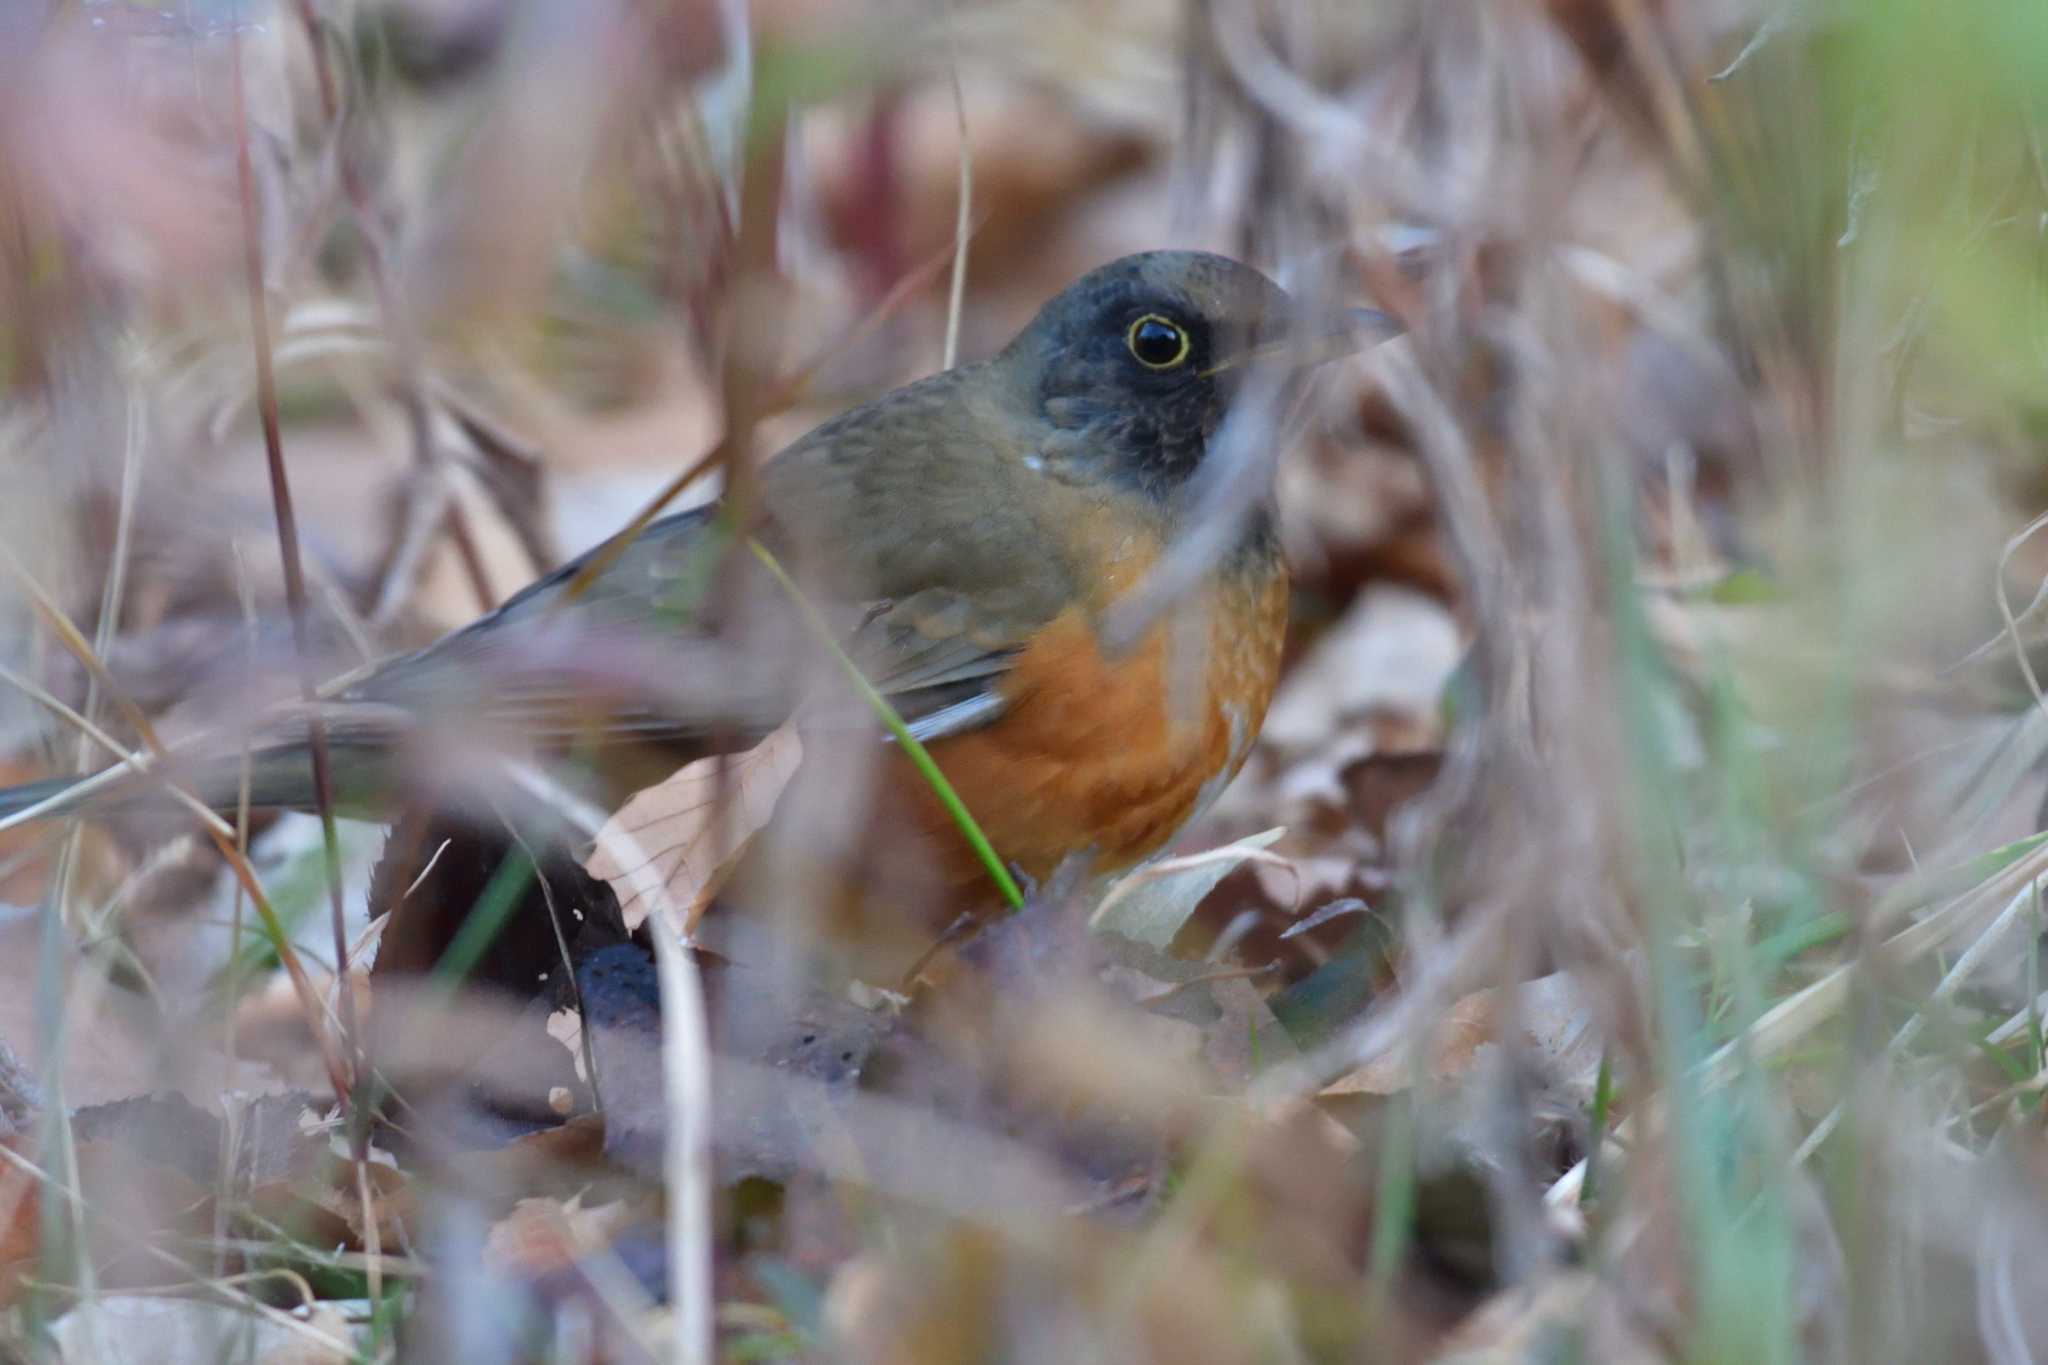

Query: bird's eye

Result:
[1126,314,1191,370]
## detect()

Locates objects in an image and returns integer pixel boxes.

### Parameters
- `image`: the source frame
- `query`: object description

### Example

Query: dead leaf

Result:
[582,725,803,933]
[238,1117,412,1259]
[1257,586,1461,753]
[546,1008,585,1081]
[1088,828,1289,948]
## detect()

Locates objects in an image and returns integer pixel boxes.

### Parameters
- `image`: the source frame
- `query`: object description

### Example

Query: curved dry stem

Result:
[501,761,712,1365]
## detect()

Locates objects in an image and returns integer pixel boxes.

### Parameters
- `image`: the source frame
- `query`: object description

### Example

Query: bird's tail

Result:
[0,774,83,826]
[0,743,352,835]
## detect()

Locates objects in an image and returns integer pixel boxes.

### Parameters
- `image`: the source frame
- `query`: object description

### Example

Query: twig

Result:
[777,215,986,407]
[232,8,360,1099]
[213,552,263,1279]
[0,663,232,839]
[1710,7,1790,82]
[0,1144,355,1359]
[29,372,152,1314]
[501,763,711,1365]
[0,547,350,1097]
[490,811,605,1121]
[554,112,787,613]
[1996,506,2048,724]
[940,12,973,370]
[367,472,455,628]
[533,206,978,625]
[71,383,146,779]
[1788,863,2048,1164]
[294,0,501,617]
[353,1157,383,1307]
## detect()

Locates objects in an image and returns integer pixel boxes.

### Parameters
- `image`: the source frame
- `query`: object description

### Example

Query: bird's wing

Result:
[343,506,788,745]
[840,587,1042,743]
[0,502,1053,826]
[352,507,726,704]
[351,506,1034,749]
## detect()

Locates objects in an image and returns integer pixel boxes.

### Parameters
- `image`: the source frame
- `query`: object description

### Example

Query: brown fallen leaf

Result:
[244,1149,412,1258]
[582,725,803,934]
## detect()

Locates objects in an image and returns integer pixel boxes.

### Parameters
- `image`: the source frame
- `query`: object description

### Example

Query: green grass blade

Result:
[746,537,1025,911]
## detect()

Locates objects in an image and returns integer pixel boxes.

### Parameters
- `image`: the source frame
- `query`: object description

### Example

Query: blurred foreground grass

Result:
[7,0,2048,1361]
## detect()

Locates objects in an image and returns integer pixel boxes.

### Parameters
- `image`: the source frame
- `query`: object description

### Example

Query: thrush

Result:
[0,251,1393,901]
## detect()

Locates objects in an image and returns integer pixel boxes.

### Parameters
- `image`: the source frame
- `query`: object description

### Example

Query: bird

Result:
[0,251,1393,909]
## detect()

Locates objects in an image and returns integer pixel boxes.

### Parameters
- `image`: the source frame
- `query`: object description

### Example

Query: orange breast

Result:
[909,556,1288,891]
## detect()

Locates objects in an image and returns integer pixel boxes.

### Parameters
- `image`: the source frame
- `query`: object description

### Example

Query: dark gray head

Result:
[999,251,1386,501]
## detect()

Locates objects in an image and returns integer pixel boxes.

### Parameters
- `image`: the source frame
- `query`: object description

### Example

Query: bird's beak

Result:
[1200,307,1403,378]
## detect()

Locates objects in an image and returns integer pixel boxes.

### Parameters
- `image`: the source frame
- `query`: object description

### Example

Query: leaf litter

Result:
[9,0,2048,1358]
[582,723,804,935]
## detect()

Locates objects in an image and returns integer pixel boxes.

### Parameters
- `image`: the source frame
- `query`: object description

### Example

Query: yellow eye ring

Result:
[1126,314,1191,370]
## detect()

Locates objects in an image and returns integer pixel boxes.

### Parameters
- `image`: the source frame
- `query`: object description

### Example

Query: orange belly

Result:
[907,563,1288,892]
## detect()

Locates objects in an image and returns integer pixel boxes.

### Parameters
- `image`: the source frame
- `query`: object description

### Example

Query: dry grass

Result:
[5,0,2048,1361]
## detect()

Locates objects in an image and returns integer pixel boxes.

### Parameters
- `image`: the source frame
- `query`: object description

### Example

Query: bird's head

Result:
[999,250,1395,502]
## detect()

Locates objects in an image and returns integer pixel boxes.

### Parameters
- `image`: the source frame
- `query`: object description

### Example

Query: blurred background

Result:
[6,0,2048,1359]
